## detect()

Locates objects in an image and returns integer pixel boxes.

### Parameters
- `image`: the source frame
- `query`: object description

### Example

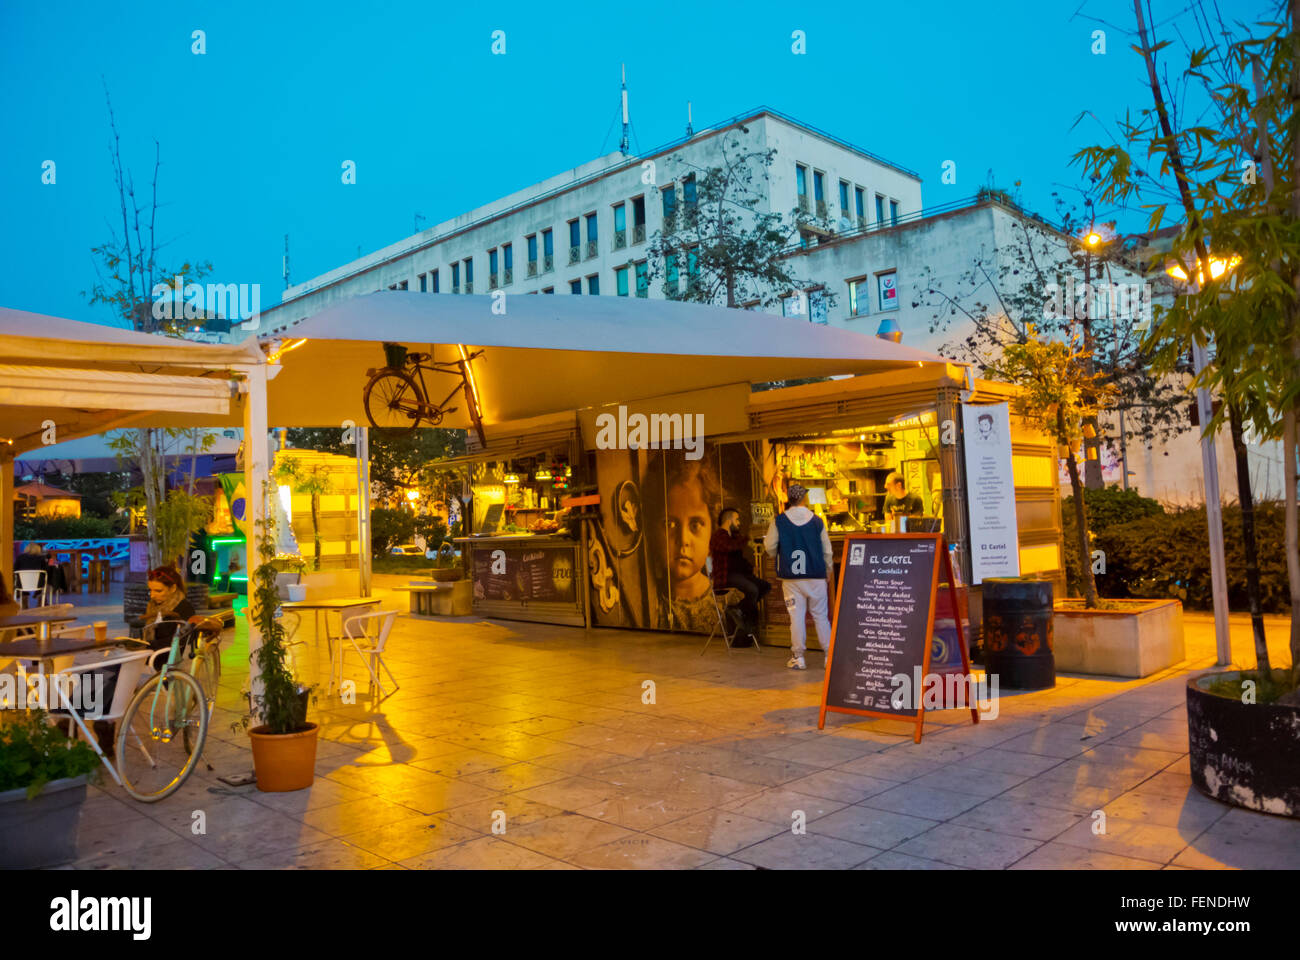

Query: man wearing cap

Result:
[763,483,834,670]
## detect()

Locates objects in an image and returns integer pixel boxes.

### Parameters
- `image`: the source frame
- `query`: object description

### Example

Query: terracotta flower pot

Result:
[248,723,318,792]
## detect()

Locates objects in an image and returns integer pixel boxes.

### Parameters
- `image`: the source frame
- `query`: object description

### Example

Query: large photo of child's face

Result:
[640,449,722,633]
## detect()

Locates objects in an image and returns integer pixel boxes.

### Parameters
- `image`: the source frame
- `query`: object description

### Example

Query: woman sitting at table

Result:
[130,566,196,650]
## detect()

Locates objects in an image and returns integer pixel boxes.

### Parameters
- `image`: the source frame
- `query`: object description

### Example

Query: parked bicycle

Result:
[114,616,223,803]
[363,344,485,439]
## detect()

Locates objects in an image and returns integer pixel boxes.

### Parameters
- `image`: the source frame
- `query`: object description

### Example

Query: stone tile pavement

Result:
[51,579,1300,870]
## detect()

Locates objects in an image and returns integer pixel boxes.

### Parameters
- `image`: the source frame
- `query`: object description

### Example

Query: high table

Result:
[0,609,78,643]
[279,597,381,693]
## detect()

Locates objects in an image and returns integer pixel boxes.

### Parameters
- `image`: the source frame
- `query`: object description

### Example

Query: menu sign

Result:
[961,403,1020,584]
[473,546,575,603]
[819,533,976,742]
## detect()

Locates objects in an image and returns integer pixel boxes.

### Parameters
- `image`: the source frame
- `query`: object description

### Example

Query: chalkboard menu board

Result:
[819,533,974,742]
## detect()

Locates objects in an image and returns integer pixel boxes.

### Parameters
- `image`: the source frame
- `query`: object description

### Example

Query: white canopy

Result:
[265,292,950,428]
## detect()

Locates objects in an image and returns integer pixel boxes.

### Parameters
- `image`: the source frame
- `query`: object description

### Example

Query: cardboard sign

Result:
[819,533,976,742]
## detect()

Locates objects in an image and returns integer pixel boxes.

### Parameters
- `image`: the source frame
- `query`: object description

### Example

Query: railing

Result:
[633,224,646,244]
[527,261,537,277]
[543,253,554,272]
[613,231,626,250]
[797,196,810,214]
[568,246,581,265]
[815,201,828,218]
[635,285,648,299]
[489,274,499,290]
[464,281,473,293]
[452,284,460,294]
[503,267,512,285]
[585,240,598,260]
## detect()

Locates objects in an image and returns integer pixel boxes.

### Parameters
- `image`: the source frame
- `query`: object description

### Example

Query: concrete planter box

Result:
[300,570,360,600]
[1052,598,1184,678]
[0,775,88,868]
[1188,672,1300,818]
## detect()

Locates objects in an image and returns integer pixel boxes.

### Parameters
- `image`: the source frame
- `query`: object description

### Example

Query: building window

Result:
[683,174,697,212]
[890,200,899,225]
[488,248,499,289]
[631,195,646,244]
[878,270,898,310]
[587,273,600,295]
[526,234,538,277]
[613,203,627,250]
[451,262,460,293]
[542,228,554,272]
[664,252,679,298]
[463,258,473,293]
[662,184,676,222]
[502,243,513,285]
[875,194,886,226]
[795,164,808,214]
[585,213,598,259]
[634,260,648,298]
[419,273,427,292]
[568,219,581,265]
[685,245,699,293]
[430,268,439,293]
[855,187,866,227]
[813,171,826,217]
[839,180,850,215]
[615,265,629,296]
[570,279,582,294]
[847,277,868,316]
[542,286,554,294]
[809,288,828,324]
[781,292,804,318]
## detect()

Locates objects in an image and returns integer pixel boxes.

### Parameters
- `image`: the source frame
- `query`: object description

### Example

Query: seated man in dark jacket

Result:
[709,508,771,644]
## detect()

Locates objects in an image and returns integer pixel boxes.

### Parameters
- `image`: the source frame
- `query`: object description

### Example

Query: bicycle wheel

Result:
[115,669,208,803]
[363,368,423,435]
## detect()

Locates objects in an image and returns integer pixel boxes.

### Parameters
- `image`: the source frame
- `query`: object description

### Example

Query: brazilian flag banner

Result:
[218,473,250,539]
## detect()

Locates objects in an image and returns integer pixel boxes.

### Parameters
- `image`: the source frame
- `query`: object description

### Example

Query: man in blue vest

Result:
[763,484,834,669]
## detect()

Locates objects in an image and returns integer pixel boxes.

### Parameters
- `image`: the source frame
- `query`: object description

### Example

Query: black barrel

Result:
[981,577,1055,690]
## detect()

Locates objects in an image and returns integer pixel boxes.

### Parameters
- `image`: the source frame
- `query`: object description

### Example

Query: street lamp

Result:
[876,316,902,343]
[1165,253,1239,666]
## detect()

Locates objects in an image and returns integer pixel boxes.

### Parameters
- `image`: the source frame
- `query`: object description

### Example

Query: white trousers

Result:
[782,578,831,657]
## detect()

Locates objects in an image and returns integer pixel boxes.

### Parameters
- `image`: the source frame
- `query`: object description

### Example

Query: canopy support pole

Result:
[1,448,12,602]
[356,426,371,597]
[243,364,269,711]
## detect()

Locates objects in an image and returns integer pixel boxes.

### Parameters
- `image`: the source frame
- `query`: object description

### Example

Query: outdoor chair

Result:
[47,649,153,774]
[700,558,760,656]
[14,569,47,608]
[340,609,400,702]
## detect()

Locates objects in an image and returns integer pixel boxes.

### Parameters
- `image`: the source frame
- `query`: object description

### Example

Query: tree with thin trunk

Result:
[274,457,335,571]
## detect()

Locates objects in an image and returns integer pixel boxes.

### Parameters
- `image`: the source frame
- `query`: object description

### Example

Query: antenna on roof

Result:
[619,64,630,156]
[282,234,290,290]
[686,101,694,138]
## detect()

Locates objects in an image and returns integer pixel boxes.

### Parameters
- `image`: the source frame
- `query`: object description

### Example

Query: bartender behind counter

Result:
[883,471,924,519]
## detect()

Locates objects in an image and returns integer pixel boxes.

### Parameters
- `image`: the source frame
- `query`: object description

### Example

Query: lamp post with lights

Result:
[1165,253,1240,666]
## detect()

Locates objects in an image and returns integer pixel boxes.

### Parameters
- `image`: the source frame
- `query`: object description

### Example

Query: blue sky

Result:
[0,0,1275,326]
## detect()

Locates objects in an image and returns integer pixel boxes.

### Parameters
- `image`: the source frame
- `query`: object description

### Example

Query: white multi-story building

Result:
[256,107,922,333]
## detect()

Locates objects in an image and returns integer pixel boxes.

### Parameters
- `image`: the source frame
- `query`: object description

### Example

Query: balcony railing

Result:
[635,285,648,299]
[503,267,512,285]
[613,231,626,250]
[797,195,810,214]
[568,246,581,265]
[464,281,473,294]
[543,253,554,272]
[816,200,828,218]
[489,274,498,291]
[633,223,645,244]
[585,240,598,260]
[527,261,537,278]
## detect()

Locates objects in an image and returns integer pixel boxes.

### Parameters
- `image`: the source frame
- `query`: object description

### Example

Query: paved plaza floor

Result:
[54,578,1300,870]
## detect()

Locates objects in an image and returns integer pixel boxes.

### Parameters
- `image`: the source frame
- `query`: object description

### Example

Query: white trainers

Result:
[786,656,806,670]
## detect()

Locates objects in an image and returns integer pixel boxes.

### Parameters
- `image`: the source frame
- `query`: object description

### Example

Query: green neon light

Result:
[229,575,249,582]
[210,537,245,545]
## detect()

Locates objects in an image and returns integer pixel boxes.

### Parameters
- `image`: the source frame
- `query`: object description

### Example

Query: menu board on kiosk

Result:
[818,532,977,742]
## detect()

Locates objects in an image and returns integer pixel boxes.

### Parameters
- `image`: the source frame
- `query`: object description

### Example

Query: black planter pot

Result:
[1187,672,1300,819]
[981,578,1055,690]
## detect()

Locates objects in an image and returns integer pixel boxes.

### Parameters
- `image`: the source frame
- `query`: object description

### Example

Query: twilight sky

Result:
[0,0,1275,327]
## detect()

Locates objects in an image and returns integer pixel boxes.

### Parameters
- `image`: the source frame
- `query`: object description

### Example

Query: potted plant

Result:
[274,456,334,572]
[430,542,462,582]
[235,486,318,792]
[0,710,101,868]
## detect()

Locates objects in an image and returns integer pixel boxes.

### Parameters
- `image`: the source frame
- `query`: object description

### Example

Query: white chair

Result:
[340,610,400,702]
[45,648,153,787]
[15,569,47,607]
